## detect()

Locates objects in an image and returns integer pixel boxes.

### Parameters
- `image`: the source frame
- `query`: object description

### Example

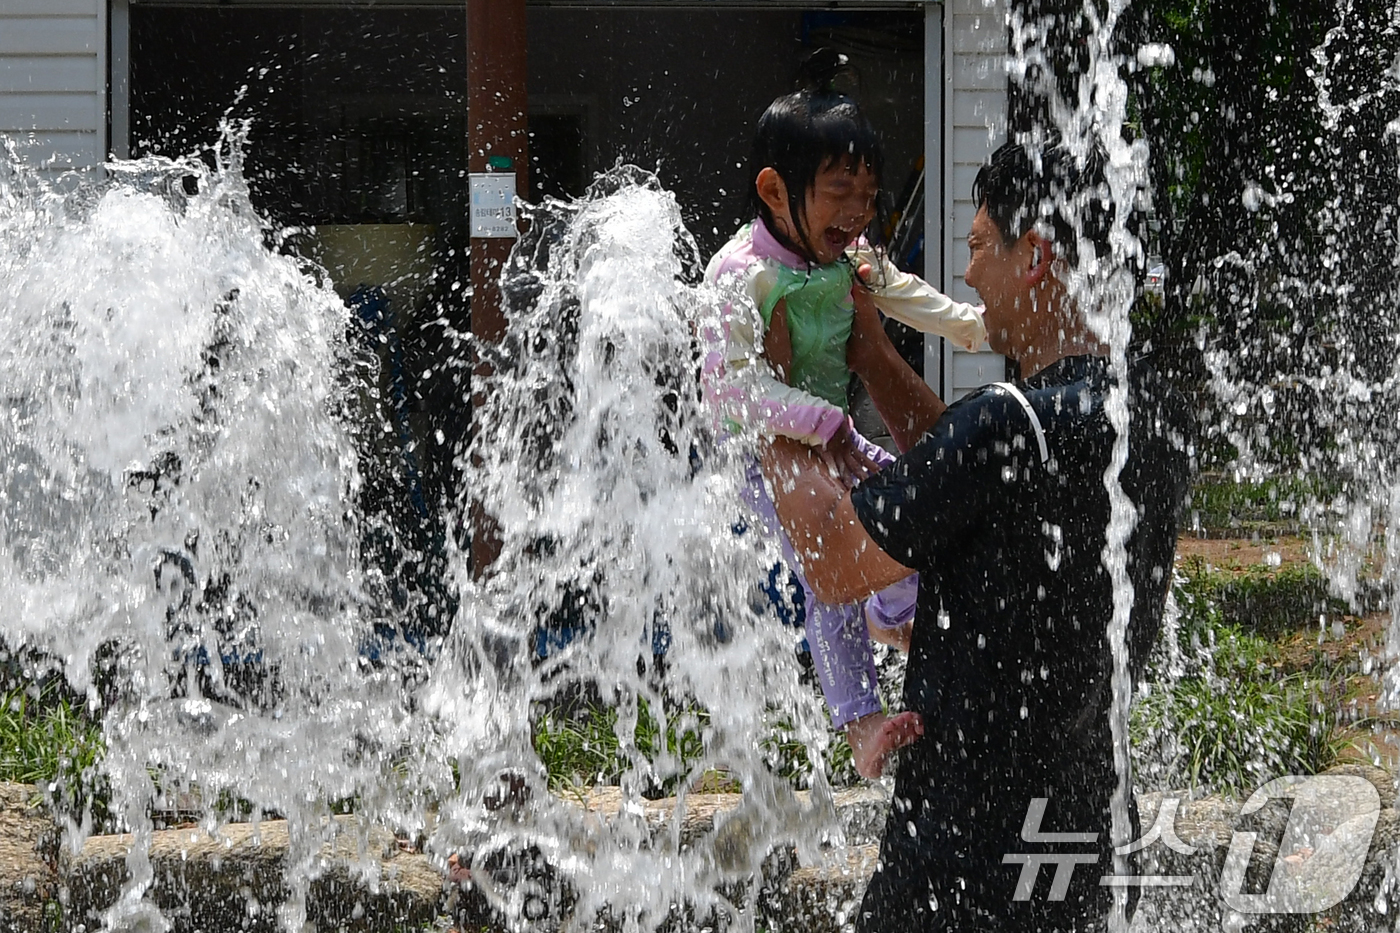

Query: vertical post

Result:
[110,0,130,160]
[923,1,946,396]
[467,0,528,576]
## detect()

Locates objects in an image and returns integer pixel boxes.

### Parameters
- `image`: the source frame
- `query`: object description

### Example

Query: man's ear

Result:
[1025,231,1054,286]
[755,167,789,217]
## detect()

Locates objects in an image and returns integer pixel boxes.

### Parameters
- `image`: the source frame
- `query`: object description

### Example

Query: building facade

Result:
[0,0,1009,397]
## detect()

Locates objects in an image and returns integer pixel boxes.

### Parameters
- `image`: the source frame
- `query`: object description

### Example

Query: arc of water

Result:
[1009,2,1152,930]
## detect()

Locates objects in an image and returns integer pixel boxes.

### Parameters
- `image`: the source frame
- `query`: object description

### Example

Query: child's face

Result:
[762,158,879,264]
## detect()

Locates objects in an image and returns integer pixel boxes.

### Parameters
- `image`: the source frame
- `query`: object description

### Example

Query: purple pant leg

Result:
[845,432,920,631]
[744,426,918,728]
[798,578,884,728]
[866,575,919,630]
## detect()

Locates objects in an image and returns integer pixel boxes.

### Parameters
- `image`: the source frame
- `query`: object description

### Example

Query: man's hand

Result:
[845,263,885,380]
[846,710,924,779]
[844,273,946,452]
[822,418,883,487]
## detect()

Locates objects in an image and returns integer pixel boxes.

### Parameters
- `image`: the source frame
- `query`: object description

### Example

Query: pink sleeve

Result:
[701,254,846,446]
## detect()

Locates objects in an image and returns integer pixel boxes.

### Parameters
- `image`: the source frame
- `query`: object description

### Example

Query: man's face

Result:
[964,204,1034,356]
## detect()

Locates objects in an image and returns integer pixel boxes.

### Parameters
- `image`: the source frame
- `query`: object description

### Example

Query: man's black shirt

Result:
[849,355,1191,932]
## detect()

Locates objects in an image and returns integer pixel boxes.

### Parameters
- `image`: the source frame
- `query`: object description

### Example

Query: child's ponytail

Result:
[794,47,855,96]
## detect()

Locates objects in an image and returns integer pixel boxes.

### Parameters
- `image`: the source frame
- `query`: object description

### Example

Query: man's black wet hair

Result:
[972,137,1117,267]
[745,48,887,262]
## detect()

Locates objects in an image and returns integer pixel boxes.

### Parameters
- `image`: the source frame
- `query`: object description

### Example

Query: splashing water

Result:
[1010,0,1400,926]
[1008,4,1152,930]
[1205,6,1400,712]
[0,129,419,931]
[0,140,841,931]
[429,168,836,931]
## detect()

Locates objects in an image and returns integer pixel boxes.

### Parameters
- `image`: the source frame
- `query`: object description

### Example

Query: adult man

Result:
[762,140,1191,931]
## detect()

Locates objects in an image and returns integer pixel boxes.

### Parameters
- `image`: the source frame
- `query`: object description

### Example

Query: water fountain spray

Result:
[428,167,839,932]
[1009,4,1154,929]
[0,126,407,931]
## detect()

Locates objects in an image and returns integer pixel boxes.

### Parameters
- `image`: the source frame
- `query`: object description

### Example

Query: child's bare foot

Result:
[867,619,912,653]
[845,710,923,779]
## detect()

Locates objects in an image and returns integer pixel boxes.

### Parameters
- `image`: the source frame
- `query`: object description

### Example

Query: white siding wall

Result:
[0,0,107,180]
[938,0,1008,400]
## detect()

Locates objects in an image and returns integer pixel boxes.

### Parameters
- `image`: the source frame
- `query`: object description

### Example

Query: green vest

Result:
[758,262,855,412]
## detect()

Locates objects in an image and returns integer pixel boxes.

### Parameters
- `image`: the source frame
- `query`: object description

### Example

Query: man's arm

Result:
[760,437,914,605]
[846,279,946,452]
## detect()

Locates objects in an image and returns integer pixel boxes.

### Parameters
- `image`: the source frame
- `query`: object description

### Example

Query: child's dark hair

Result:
[746,49,887,263]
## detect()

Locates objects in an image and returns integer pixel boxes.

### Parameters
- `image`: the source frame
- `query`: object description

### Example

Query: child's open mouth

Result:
[824,225,855,254]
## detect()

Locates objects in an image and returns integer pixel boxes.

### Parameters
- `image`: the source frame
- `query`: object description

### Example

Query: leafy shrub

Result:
[1176,555,1343,636]
[1134,572,1346,796]
[1132,666,1343,795]
[532,700,706,796]
[1188,477,1337,532]
[0,679,109,827]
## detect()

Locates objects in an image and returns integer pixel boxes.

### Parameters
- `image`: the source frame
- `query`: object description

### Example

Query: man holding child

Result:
[761,139,1191,932]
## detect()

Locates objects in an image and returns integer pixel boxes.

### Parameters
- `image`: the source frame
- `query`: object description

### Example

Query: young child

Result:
[704,51,986,779]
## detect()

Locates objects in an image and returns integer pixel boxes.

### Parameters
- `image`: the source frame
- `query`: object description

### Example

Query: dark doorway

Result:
[527,8,924,257]
[530,111,588,201]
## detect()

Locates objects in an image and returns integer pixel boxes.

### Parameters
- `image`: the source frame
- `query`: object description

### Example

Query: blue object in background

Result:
[761,562,807,631]
[529,561,809,662]
[349,285,429,521]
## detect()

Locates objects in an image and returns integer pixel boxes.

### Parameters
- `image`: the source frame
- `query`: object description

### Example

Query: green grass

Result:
[0,680,104,787]
[0,676,109,830]
[1189,475,1336,532]
[760,714,856,789]
[532,699,707,796]
[1131,666,1344,795]
[532,699,859,796]
[1133,571,1349,796]
[1176,554,1342,635]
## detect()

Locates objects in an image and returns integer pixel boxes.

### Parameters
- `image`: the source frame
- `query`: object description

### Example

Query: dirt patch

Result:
[1272,611,1389,672]
[1260,610,1400,771]
[1176,535,1314,573]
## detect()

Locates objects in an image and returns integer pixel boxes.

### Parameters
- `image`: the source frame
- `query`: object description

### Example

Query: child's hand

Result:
[820,418,884,487]
[846,710,924,779]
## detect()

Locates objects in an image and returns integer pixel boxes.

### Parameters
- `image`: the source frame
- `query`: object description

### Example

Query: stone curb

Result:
[5,766,1399,932]
[0,784,58,933]
[65,814,443,932]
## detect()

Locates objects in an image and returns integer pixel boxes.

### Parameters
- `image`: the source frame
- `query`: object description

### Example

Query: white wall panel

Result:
[951,87,1003,125]
[950,50,997,89]
[0,16,99,55]
[0,0,98,15]
[941,0,1008,398]
[0,92,101,131]
[0,0,106,173]
[0,54,98,93]
[7,127,101,165]
[951,346,1006,386]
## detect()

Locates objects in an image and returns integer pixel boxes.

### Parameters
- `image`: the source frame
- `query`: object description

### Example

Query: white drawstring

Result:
[993,382,1049,465]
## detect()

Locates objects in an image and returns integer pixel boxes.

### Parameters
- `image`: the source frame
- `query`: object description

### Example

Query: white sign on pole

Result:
[469,173,517,238]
